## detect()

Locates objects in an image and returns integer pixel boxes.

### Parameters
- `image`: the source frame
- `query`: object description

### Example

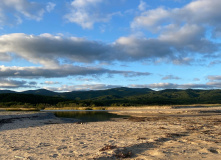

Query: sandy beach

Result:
[0,107,220,160]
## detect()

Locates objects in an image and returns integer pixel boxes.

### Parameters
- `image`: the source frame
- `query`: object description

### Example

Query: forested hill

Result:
[0,87,221,107]
[0,87,153,100]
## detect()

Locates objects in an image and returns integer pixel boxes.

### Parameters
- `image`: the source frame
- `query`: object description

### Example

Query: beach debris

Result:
[50,154,59,158]
[76,121,85,124]
[166,132,187,137]
[37,142,51,148]
[114,148,132,158]
[14,155,25,159]
[137,137,147,140]
[208,148,218,154]
[57,145,68,150]
[99,144,117,151]
[27,156,35,160]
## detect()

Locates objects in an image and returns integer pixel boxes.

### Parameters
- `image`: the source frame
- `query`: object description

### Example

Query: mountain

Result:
[62,87,153,100]
[22,89,58,96]
[0,93,69,105]
[11,87,153,100]
[0,90,17,94]
[0,87,221,107]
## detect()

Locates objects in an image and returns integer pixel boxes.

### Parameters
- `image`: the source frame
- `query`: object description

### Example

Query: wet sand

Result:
[0,107,220,160]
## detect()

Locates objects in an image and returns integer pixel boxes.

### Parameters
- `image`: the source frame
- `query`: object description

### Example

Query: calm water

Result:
[51,110,129,122]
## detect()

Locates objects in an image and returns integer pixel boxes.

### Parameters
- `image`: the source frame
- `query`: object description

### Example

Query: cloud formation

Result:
[0,0,55,27]
[45,84,122,92]
[0,33,205,67]
[0,78,36,88]
[129,82,213,90]
[207,75,221,81]
[138,0,148,11]
[0,0,221,91]
[64,0,115,29]
[0,30,219,72]
[162,75,181,80]
[130,0,220,63]
[0,33,110,67]
[0,65,151,79]
[132,0,221,32]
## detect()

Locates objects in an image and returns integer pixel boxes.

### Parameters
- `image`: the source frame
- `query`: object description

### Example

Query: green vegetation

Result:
[0,88,221,109]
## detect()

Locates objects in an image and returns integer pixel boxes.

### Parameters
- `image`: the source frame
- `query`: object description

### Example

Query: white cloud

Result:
[45,84,121,92]
[44,81,59,85]
[131,0,221,54]
[46,2,56,12]
[132,0,221,31]
[64,0,116,29]
[129,82,213,90]
[0,0,55,27]
[131,7,171,31]
[138,0,148,11]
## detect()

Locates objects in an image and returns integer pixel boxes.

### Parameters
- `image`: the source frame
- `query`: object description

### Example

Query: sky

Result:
[0,0,221,92]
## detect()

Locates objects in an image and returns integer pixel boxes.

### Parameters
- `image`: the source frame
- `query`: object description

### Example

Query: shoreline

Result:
[0,107,220,159]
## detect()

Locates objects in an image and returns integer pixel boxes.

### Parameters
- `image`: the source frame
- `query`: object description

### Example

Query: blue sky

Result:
[0,0,221,92]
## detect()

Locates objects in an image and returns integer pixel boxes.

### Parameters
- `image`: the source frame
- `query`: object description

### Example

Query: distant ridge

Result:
[22,89,57,96]
[0,90,17,94]
[62,87,153,100]
[0,87,221,106]
[0,87,153,100]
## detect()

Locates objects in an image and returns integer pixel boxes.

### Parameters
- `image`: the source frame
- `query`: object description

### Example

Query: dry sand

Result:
[0,107,220,160]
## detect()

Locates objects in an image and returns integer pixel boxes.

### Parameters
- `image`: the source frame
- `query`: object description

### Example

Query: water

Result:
[50,110,129,122]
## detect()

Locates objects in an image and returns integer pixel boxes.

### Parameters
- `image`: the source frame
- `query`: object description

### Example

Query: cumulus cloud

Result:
[0,33,110,67]
[0,32,218,67]
[64,0,115,29]
[115,36,172,60]
[0,33,189,66]
[132,0,221,31]
[130,0,220,62]
[0,0,55,27]
[114,35,215,65]
[158,24,217,54]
